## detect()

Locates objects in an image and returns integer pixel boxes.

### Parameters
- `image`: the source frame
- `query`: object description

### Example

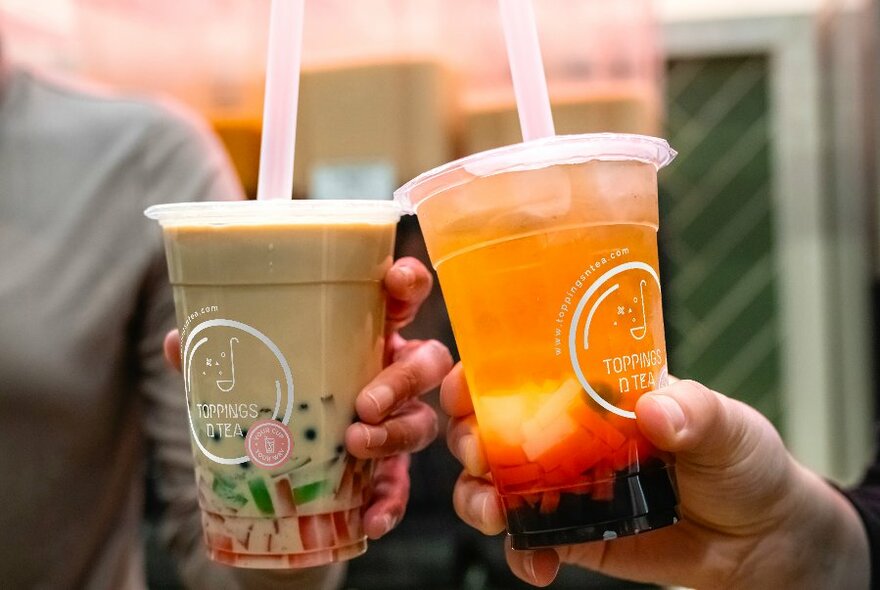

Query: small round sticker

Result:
[245,420,293,469]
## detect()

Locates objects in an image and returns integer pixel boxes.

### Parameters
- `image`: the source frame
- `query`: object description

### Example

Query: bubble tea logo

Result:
[568,263,667,419]
[183,319,294,465]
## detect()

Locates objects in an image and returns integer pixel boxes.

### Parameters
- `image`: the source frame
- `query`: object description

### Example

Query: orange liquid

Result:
[424,162,668,497]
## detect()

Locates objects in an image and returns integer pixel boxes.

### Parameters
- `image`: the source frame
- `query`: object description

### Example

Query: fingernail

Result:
[365,386,395,415]
[652,394,686,433]
[470,492,489,530]
[478,491,489,524]
[462,436,481,476]
[525,552,538,583]
[533,550,560,586]
[379,513,397,536]
[388,513,399,532]
[397,265,415,288]
[360,424,389,449]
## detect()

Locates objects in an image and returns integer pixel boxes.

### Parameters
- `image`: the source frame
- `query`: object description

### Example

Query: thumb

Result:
[635,380,763,468]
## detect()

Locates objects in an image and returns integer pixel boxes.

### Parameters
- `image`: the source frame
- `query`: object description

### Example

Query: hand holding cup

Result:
[442,368,870,588]
[165,256,452,543]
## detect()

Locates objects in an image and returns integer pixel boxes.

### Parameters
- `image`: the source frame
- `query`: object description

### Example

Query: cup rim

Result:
[393,133,676,214]
[144,199,402,226]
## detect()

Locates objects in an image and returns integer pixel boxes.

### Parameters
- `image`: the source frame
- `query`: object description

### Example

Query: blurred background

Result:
[1,0,877,588]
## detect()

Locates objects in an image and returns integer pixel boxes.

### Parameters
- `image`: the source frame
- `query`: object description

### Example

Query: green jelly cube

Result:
[211,474,248,508]
[247,477,275,515]
[292,479,331,504]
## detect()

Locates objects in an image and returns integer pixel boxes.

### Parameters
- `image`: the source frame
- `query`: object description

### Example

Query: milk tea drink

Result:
[145,200,400,568]
[396,134,679,549]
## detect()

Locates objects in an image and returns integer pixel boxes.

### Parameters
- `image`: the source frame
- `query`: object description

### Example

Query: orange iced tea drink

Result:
[396,134,679,548]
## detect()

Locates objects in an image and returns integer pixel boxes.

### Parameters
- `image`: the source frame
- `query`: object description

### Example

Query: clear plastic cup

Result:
[145,199,400,568]
[395,133,679,549]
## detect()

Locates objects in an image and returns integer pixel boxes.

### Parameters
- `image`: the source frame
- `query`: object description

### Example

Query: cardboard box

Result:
[296,59,458,197]
[211,60,457,199]
[213,117,262,197]
[463,89,660,155]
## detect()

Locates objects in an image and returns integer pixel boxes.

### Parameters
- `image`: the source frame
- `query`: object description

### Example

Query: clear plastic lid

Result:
[394,133,676,213]
[144,199,402,226]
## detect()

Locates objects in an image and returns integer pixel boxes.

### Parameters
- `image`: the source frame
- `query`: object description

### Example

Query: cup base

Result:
[201,502,369,569]
[508,507,679,550]
[504,461,679,550]
[208,537,368,569]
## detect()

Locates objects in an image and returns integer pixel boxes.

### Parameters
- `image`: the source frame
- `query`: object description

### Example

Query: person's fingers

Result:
[635,379,773,468]
[637,379,794,536]
[384,257,434,334]
[346,400,438,459]
[446,415,489,477]
[164,330,181,372]
[452,471,505,535]
[362,454,411,539]
[504,538,560,588]
[439,363,474,418]
[551,523,723,588]
[356,339,452,424]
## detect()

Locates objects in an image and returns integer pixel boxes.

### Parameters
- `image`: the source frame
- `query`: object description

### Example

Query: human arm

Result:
[442,367,870,589]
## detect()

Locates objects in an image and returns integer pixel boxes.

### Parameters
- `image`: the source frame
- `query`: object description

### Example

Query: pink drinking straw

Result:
[256,0,305,201]
[498,0,556,141]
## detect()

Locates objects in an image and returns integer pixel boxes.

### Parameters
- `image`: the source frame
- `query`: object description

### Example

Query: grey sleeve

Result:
[134,110,345,589]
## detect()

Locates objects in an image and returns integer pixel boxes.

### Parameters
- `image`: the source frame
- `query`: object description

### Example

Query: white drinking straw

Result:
[498,0,556,141]
[256,0,305,201]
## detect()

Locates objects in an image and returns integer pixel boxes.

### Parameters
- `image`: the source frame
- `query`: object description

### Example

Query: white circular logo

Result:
[568,262,663,420]
[182,319,294,464]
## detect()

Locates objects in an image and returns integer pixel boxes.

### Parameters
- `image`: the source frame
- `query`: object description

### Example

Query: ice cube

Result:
[521,412,579,463]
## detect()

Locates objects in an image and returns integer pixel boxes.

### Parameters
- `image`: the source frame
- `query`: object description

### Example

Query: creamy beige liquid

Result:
[162,221,395,568]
